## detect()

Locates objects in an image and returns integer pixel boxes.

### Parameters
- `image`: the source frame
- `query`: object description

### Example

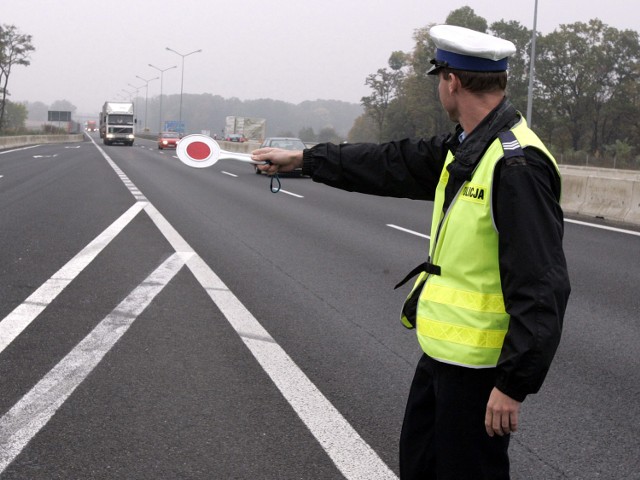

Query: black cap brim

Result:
[427,58,448,75]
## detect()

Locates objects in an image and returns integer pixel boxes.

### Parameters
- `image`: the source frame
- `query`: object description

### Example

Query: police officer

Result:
[252,25,571,480]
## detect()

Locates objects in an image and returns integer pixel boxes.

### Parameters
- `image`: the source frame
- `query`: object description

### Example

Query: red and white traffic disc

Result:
[176,134,221,168]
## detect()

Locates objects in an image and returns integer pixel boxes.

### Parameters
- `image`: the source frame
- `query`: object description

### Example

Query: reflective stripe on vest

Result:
[408,118,560,368]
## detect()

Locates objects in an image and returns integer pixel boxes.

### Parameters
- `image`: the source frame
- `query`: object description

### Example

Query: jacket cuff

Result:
[301,149,316,176]
[495,381,528,403]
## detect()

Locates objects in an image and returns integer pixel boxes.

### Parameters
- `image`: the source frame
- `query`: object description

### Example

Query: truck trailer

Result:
[100,102,135,146]
[225,116,266,142]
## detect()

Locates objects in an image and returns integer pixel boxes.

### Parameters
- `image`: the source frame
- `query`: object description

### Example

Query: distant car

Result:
[158,132,181,149]
[255,137,307,175]
[226,133,246,142]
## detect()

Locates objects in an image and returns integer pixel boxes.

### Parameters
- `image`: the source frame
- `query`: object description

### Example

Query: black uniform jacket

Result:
[301,98,571,402]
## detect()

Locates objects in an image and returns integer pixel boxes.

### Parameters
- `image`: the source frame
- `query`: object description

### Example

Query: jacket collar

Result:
[446,98,520,181]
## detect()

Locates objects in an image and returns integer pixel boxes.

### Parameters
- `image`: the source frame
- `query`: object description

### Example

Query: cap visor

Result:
[427,58,448,75]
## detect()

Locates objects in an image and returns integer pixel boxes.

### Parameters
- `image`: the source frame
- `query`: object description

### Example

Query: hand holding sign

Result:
[176,134,266,168]
[175,134,280,192]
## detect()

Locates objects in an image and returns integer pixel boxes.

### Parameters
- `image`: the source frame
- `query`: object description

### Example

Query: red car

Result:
[225,133,246,142]
[158,132,181,149]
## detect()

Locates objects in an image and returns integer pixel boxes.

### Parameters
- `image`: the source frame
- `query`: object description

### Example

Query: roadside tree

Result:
[0,24,35,132]
[361,66,404,142]
[2,100,27,132]
[535,20,640,154]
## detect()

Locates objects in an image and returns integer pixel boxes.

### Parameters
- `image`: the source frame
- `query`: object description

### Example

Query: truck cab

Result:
[100,102,135,146]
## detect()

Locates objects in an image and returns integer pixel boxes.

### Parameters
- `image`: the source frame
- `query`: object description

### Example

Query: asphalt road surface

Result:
[1,134,638,479]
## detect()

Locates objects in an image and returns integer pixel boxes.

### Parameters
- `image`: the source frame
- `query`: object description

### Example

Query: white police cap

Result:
[427,25,516,75]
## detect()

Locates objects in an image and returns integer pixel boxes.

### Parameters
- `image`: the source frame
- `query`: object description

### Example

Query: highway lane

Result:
[1,133,639,479]
[1,136,409,479]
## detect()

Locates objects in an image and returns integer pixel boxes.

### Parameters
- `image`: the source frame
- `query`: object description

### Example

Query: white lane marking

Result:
[144,204,397,479]
[219,172,303,197]
[390,219,640,239]
[138,195,395,477]
[388,219,640,240]
[387,224,430,239]
[565,218,640,237]
[243,336,394,479]
[0,253,189,473]
[278,189,304,198]
[87,136,146,201]
[0,202,146,354]
[0,145,40,155]
[1,138,396,479]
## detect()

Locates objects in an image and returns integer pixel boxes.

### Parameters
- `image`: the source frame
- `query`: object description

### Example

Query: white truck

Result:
[100,102,135,146]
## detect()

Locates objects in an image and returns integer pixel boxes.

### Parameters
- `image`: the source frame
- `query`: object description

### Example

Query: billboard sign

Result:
[48,111,72,122]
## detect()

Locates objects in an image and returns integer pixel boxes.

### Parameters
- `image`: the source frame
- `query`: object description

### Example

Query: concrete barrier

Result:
[580,176,634,220]
[135,133,260,153]
[560,173,588,214]
[219,140,261,153]
[624,180,640,225]
[559,165,640,227]
[0,134,84,149]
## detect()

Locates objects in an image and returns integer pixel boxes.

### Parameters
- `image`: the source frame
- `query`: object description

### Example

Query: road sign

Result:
[164,120,185,133]
[48,111,72,122]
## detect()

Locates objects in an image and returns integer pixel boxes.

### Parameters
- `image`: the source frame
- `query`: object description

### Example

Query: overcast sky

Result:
[4,0,638,117]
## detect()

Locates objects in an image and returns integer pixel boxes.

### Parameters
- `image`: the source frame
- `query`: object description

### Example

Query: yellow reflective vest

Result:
[401,119,560,368]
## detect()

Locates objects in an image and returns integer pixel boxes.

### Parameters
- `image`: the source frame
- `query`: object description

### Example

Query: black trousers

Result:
[399,354,511,480]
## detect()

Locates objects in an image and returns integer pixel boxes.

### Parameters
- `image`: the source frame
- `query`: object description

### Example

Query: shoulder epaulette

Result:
[498,130,524,160]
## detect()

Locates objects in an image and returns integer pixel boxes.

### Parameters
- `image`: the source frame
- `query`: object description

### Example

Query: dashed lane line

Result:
[387,224,430,239]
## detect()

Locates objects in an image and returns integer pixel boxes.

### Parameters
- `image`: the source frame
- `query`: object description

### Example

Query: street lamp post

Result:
[165,47,202,133]
[526,0,539,128]
[127,83,142,133]
[127,83,141,96]
[122,88,135,102]
[148,63,177,134]
[135,75,158,132]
